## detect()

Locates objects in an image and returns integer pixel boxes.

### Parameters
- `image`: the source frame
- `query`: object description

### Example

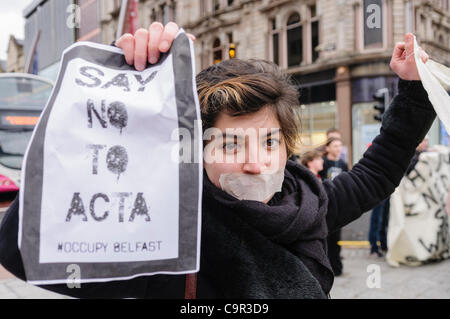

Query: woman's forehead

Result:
[213,106,281,131]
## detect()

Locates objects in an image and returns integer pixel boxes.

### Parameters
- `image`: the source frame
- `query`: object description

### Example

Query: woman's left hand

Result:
[390,33,429,81]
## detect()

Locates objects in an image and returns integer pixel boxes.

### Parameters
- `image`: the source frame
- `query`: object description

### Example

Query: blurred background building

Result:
[5,35,25,73]
[15,0,450,162]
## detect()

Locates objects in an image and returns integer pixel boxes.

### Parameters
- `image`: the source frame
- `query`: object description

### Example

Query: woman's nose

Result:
[242,162,262,174]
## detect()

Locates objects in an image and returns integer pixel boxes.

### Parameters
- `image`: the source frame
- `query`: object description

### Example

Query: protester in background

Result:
[319,138,348,180]
[300,150,324,180]
[325,128,348,163]
[368,199,390,257]
[319,137,349,276]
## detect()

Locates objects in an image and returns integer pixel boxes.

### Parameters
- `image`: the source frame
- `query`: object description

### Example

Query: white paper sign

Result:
[18,31,202,284]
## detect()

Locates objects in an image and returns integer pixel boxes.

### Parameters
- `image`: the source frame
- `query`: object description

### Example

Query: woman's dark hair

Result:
[196,59,301,156]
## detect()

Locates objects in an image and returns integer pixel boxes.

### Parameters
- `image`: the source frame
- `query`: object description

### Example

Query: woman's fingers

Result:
[419,47,429,64]
[116,33,135,65]
[392,41,406,60]
[118,22,190,68]
[404,33,415,62]
[187,33,196,41]
[134,28,149,71]
[159,22,180,52]
[148,22,164,64]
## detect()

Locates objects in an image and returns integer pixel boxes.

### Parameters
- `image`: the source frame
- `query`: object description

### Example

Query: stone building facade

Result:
[6,35,25,73]
[101,0,450,161]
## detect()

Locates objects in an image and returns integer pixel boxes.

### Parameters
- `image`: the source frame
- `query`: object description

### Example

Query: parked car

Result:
[0,73,53,193]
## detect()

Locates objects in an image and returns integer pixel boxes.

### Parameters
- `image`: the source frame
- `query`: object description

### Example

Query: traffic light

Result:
[373,88,389,122]
[228,43,236,59]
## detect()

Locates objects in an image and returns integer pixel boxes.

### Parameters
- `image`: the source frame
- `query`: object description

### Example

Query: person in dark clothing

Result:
[318,137,349,276]
[0,24,435,299]
[319,138,349,181]
[368,198,390,257]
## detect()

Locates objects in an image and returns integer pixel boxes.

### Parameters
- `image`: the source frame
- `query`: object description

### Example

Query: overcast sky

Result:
[0,0,35,61]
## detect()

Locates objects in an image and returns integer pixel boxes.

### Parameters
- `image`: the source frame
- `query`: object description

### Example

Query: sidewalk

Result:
[1,247,449,299]
[330,247,450,299]
[0,265,67,299]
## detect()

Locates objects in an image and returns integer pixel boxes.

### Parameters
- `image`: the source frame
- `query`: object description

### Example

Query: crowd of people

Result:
[297,130,441,275]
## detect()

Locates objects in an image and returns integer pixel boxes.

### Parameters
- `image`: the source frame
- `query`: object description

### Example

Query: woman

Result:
[0,22,435,298]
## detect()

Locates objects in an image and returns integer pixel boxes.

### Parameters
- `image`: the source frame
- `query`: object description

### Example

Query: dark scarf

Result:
[199,160,334,298]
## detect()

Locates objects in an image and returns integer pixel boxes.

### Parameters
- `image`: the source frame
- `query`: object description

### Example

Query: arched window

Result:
[213,38,222,64]
[287,13,303,67]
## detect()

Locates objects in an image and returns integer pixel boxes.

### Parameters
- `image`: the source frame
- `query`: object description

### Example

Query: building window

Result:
[311,20,319,62]
[213,38,222,64]
[151,8,156,22]
[270,18,280,65]
[228,0,234,6]
[299,101,338,147]
[213,0,220,12]
[287,13,303,67]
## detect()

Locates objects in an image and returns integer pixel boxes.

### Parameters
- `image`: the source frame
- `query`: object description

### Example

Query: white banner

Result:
[18,30,202,284]
[387,146,450,266]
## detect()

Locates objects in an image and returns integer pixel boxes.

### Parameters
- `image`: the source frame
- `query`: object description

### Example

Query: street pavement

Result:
[0,265,68,299]
[330,247,450,299]
[0,247,449,299]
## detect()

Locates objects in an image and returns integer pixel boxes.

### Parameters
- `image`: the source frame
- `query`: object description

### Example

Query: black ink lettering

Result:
[107,101,128,133]
[106,145,128,180]
[134,71,158,92]
[129,193,150,222]
[422,187,438,209]
[407,168,426,187]
[87,99,107,128]
[113,192,132,223]
[75,66,104,88]
[66,192,88,221]
[86,144,106,175]
[101,73,130,92]
[89,193,110,221]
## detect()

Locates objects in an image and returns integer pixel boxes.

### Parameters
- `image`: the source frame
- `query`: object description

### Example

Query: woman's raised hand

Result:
[115,22,196,71]
[390,33,429,81]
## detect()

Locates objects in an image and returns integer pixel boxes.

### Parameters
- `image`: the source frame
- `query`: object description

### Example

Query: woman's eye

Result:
[264,138,279,148]
[223,143,238,153]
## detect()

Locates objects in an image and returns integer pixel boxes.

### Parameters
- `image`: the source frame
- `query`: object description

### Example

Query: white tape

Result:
[219,168,285,202]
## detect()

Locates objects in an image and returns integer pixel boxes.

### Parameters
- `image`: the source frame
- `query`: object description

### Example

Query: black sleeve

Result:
[405,151,420,175]
[0,196,185,299]
[324,79,436,233]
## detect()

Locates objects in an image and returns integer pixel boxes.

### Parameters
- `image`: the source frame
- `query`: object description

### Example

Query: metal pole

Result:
[116,0,129,39]
[24,30,41,74]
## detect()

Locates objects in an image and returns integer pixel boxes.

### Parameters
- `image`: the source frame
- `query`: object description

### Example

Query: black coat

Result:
[0,79,436,298]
